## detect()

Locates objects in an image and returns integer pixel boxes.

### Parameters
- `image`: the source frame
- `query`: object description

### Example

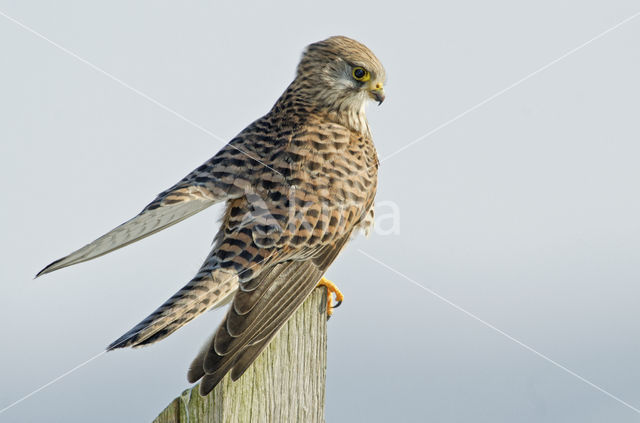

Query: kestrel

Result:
[37,36,386,395]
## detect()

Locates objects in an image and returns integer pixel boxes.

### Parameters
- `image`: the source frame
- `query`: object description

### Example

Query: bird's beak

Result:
[368,82,385,105]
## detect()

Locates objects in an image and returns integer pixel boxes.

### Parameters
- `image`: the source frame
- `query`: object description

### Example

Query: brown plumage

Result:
[37,35,386,394]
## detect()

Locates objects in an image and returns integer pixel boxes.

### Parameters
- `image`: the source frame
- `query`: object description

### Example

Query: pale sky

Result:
[2,1,640,422]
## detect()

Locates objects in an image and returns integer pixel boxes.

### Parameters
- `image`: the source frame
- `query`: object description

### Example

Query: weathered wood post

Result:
[153,287,328,423]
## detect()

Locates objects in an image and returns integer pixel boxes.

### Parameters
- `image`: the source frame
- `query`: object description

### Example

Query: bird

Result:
[37,35,386,395]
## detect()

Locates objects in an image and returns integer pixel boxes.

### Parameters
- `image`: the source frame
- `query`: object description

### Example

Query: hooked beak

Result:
[368,82,385,105]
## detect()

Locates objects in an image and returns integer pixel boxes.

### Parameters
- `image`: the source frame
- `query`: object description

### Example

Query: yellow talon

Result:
[316,277,344,317]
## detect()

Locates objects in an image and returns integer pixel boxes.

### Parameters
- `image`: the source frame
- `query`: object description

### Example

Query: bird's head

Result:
[295,36,386,112]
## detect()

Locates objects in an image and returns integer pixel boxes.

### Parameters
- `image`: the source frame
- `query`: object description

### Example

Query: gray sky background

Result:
[2,1,640,422]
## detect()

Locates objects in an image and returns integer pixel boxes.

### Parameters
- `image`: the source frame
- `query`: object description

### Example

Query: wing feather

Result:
[107,265,238,350]
[189,232,353,394]
[37,189,216,277]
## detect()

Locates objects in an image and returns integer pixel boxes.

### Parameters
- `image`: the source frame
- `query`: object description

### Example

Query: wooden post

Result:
[153,287,327,423]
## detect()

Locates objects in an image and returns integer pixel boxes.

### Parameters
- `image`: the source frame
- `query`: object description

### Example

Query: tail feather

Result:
[107,267,238,350]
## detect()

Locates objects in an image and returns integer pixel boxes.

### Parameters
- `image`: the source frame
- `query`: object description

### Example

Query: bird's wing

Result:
[36,185,217,277]
[182,119,378,392]
[189,232,353,394]
[107,252,240,350]
[104,114,376,390]
[105,193,285,350]
[36,142,258,277]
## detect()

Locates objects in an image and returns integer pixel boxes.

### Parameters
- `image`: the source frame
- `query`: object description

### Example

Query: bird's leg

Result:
[316,277,344,317]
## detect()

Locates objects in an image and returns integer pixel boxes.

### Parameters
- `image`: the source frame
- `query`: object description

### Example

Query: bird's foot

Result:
[316,277,344,318]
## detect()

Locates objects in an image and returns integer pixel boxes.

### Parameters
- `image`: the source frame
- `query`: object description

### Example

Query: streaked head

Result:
[295,36,386,111]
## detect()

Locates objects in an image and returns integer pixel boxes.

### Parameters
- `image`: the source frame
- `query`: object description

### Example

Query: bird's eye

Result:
[352,67,370,82]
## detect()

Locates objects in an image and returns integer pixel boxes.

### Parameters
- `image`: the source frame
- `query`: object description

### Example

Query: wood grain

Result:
[153,287,327,423]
